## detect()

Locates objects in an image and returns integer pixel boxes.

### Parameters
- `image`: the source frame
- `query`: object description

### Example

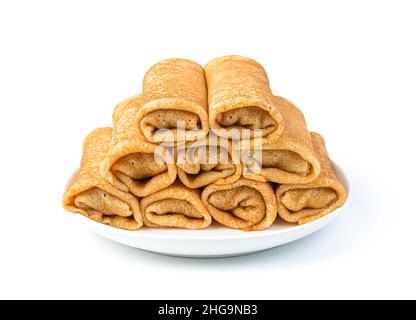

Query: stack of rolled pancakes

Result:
[62,56,347,231]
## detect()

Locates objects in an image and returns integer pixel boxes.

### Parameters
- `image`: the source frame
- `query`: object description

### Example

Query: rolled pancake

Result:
[241,96,320,184]
[140,182,211,229]
[137,58,209,143]
[62,128,142,230]
[275,132,347,224]
[205,55,283,140]
[101,95,177,197]
[175,133,242,188]
[201,178,277,231]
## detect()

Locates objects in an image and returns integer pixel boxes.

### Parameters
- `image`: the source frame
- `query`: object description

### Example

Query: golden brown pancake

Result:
[201,178,277,231]
[101,95,177,197]
[205,55,283,140]
[275,132,347,224]
[175,134,242,188]
[241,96,321,184]
[62,128,142,230]
[140,182,211,229]
[137,58,209,143]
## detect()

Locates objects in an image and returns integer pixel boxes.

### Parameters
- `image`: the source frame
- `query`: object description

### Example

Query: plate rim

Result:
[78,208,342,240]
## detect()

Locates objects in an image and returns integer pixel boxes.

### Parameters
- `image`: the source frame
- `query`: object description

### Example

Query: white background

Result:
[0,0,415,299]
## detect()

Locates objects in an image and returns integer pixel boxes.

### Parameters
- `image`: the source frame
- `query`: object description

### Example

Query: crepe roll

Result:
[201,178,277,231]
[101,95,177,197]
[62,128,143,230]
[241,96,320,184]
[275,132,347,224]
[140,183,211,229]
[205,55,283,140]
[137,58,209,143]
[175,133,242,188]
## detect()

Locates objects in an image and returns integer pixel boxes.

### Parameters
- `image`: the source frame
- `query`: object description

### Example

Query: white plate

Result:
[73,162,349,258]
